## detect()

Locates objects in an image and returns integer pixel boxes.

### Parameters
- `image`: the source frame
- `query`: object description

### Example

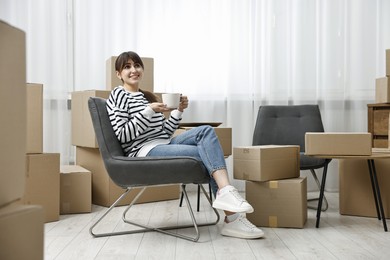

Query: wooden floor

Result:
[44,191,390,260]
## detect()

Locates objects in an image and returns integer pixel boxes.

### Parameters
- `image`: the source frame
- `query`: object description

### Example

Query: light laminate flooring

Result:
[44,191,390,260]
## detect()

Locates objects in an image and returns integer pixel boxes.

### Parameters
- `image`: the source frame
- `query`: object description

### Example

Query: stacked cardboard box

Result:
[60,165,92,214]
[23,153,60,222]
[339,159,390,218]
[387,49,390,77]
[305,132,372,156]
[71,56,180,207]
[246,178,307,228]
[375,49,390,103]
[71,90,111,147]
[22,83,61,223]
[376,77,390,104]
[0,20,27,210]
[368,50,390,148]
[234,145,300,181]
[233,145,307,228]
[0,204,44,260]
[0,20,44,260]
[27,83,43,153]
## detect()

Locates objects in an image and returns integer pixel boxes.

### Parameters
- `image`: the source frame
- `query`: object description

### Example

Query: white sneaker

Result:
[221,215,264,239]
[212,185,254,213]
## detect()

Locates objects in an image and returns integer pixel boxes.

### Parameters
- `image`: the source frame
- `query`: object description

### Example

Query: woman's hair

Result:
[115,51,157,103]
[115,51,144,72]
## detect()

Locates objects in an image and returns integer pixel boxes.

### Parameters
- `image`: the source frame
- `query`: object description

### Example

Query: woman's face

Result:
[117,59,144,88]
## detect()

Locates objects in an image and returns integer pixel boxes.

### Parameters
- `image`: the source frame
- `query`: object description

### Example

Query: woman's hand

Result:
[178,95,188,112]
[149,102,171,113]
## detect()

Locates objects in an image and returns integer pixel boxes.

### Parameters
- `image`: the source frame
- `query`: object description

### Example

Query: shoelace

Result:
[239,216,257,230]
[229,188,248,203]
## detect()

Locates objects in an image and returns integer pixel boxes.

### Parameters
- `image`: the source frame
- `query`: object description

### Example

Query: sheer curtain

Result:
[0,0,74,162]
[1,0,389,191]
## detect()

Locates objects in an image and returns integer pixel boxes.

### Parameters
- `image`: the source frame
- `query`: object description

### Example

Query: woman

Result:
[106,51,264,239]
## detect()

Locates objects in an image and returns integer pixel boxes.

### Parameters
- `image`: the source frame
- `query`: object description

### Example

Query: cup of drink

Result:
[162,93,181,109]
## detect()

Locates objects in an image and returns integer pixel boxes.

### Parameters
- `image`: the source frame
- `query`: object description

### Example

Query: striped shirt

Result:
[106,86,182,157]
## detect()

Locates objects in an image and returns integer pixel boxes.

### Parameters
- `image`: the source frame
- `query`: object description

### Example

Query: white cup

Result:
[162,93,181,109]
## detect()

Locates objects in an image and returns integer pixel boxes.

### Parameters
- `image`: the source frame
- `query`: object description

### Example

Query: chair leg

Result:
[90,184,220,242]
[209,183,213,201]
[197,183,214,212]
[179,184,201,211]
[179,184,185,207]
[197,185,201,212]
[307,169,329,212]
[180,183,213,212]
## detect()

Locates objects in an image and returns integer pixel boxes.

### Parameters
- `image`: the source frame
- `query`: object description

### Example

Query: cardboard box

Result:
[22,153,60,222]
[26,83,43,153]
[214,128,232,156]
[60,165,92,214]
[0,20,27,208]
[339,159,390,218]
[0,204,44,260]
[386,49,390,77]
[246,177,307,228]
[174,127,232,156]
[305,132,372,156]
[388,114,390,148]
[71,90,111,148]
[76,146,180,207]
[106,56,154,92]
[233,145,300,182]
[375,77,390,104]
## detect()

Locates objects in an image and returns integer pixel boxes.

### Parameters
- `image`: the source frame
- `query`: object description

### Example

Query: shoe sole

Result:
[221,230,264,239]
[212,201,254,213]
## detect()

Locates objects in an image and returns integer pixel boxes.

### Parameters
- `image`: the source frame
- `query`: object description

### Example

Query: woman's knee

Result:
[198,125,214,134]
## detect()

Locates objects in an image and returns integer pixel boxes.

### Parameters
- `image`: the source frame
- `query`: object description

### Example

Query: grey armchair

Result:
[252,105,331,211]
[87,97,220,242]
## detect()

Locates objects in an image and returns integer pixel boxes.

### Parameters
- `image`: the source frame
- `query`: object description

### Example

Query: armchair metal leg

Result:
[179,185,185,207]
[307,169,329,212]
[197,185,201,212]
[179,183,213,212]
[90,184,220,242]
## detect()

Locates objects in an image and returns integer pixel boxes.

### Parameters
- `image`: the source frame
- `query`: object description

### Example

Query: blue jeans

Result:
[147,125,226,196]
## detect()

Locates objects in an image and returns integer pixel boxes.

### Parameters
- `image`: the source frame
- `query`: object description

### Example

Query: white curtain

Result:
[1,0,390,191]
[0,0,74,162]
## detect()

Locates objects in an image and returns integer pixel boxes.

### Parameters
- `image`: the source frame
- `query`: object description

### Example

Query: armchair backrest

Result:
[252,105,324,152]
[88,97,125,159]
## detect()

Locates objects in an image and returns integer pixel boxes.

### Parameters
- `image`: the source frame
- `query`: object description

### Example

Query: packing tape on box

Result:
[269,216,278,227]
[269,181,279,189]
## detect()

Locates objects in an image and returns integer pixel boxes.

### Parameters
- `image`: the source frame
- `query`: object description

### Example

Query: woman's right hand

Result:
[149,102,172,113]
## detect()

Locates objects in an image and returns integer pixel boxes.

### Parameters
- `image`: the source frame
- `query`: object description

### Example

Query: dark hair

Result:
[115,51,144,72]
[115,51,157,103]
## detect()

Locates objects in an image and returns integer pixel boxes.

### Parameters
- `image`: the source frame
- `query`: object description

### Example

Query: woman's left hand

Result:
[178,95,189,112]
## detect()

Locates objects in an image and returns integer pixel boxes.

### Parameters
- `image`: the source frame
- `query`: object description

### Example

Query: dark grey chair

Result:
[252,105,331,211]
[87,97,220,242]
